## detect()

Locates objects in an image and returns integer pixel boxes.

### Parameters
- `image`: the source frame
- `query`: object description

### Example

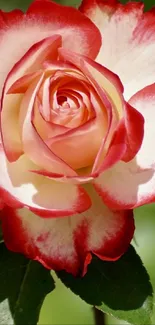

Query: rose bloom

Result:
[0,0,154,275]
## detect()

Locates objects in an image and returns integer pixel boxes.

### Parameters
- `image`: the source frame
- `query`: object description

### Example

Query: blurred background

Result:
[0,0,155,323]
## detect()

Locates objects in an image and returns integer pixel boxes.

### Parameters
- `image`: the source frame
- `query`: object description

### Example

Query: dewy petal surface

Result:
[80,0,155,100]
[1,185,134,275]
[94,83,155,209]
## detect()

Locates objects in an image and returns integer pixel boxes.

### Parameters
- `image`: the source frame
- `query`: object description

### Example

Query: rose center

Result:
[57,95,68,107]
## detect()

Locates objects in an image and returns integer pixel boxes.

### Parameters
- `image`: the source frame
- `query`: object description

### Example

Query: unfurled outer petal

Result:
[1,186,134,275]
[80,0,155,100]
[94,83,155,209]
[0,0,101,92]
[27,0,101,59]
[0,147,91,217]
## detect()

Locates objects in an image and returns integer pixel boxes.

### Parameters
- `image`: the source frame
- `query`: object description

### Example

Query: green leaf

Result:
[0,242,55,325]
[57,245,153,325]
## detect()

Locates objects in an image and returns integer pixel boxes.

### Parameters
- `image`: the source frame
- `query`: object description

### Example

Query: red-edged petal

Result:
[93,119,126,176]
[29,169,94,185]
[1,185,134,275]
[0,0,101,93]
[0,198,4,210]
[59,49,144,173]
[5,35,62,92]
[0,9,23,27]
[122,103,144,162]
[94,83,155,209]
[79,0,118,13]
[59,48,124,117]
[80,0,155,100]
[0,35,61,162]
[27,0,101,59]
[59,48,126,172]
[0,147,91,217]
[7,71,42,94]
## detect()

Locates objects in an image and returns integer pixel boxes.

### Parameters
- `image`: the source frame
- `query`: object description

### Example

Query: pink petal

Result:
[5,35,62,92]
[47,91,107,169]
[94,83,155,209]
[122,103,144,162]
[39,76,51,121]
[80,0,155,100]
[7,71,42,94]
[1,185,134,275]
[59,48,144,174]
[59,48,124,117]
[59,49,126,173]
[33,98,68,140]
[93,119,127,176]
[0,147,91,217]
[20,73,76,176]
[1,35,62,162]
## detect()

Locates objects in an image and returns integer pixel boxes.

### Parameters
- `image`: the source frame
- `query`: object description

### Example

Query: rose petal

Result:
[1,35,62,162]
[27,0,101,59]
[94,83,155,209]
[20,73,76,176]
[59,48,124,118]
[0,9,23,26]
[59,49,125,172]
[7,71,42,94]
[33,98,68,140]
[0,93,24,161]
[59,48,144,173]
[0,147,91,217]
[1,185,134,275]
[80,0,155,100]
[5,35,62,93]
[0,0,101,91]
[47,93,107,170]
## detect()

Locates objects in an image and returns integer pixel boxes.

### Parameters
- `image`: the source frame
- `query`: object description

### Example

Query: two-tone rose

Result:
[0,0,154,275]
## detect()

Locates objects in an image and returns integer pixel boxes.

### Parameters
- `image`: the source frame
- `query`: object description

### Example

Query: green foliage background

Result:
[0,0,155,324]
[0,0,155,11]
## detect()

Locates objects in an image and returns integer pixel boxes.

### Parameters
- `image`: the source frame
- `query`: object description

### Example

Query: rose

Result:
[0,0,148,276]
